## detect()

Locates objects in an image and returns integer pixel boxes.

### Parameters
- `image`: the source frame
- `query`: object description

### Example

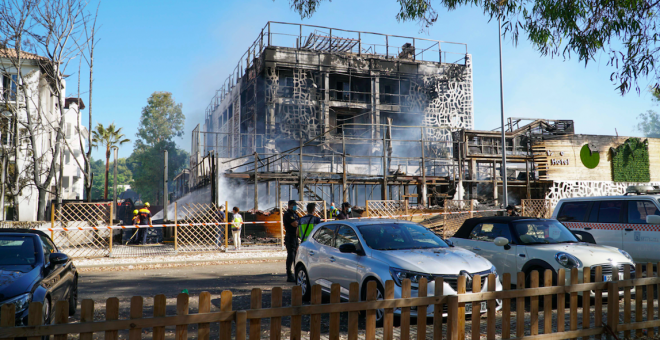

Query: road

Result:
[79,260,290,303]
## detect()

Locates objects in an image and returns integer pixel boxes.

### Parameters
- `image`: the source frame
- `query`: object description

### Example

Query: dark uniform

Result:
[336,211,350,220]
[283,208,299,278]
[137,208,152,244]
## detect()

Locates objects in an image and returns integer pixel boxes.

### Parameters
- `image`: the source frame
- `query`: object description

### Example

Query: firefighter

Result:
[128,209,140,245]
[138,203,152,245]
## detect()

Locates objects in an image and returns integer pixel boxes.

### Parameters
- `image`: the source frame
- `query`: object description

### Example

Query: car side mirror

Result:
[444,239,454,247]
[49,252,69,265]
[339,243,357,254]
[494,237,509,247]
[575,233,583,241]
[647,215,660,224]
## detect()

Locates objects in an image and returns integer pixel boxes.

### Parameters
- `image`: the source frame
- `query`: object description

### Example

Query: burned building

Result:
[191,22,475,209]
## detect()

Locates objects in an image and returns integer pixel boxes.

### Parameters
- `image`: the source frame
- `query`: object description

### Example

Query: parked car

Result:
[552,185,660,263]
[295,219,502,325]
[0,229,78,326]
[449,217,635,295]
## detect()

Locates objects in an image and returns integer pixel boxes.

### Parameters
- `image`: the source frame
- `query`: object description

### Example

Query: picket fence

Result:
[1,264,659,340]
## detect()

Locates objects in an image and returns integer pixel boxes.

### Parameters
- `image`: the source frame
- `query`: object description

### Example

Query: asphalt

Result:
[78,260,291,302]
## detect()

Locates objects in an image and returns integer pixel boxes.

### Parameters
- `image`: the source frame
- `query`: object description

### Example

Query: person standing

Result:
[137,203,152,245]
[336,202,352,220]
[231,207,243,250]
[299,203,321,242]
[283,200,299,282]
[506,205,519,217]
[328,202,339,219]
[216,205,226,249]
[129,209,140,245]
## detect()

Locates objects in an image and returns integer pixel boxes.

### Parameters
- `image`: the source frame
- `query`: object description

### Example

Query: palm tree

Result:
[92,123,130,200]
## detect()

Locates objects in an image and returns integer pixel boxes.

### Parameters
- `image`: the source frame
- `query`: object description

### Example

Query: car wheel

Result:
[68,277,78,316]
[296,265,311,302]
[362,279,385,327]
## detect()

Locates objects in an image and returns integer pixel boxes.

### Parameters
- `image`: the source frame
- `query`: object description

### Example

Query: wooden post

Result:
[457,275,466,340]
[225,200,229,250]
[525,160,531,199]
[492,160,498,203]
[366,200,370,217]
[382,129,388,200]
[108,203,113,256]
[522,200,527,217]
[607,266,619,335]
[323,201,327,221]
[443,204,448,239]
[174,202,178,252]
[469,199,474,218]
[342,131,348,203]
[254,152,259,210]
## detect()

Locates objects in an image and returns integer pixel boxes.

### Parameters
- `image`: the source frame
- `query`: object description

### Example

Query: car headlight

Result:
[618,249,634,262]
[389,267,433,288]
[0,293,31,314]
[555,252,583,269]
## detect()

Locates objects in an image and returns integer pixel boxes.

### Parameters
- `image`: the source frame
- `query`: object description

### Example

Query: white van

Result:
[551,186,660,263]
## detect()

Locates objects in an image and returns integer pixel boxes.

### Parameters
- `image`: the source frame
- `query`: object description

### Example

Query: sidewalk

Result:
[73,249,286,269]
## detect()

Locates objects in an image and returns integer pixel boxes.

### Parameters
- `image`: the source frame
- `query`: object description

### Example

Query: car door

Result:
[458,223,518,283]
[307,225,338,289]
[326,224,361,297]
[38,235,66,301]
[622,200,660,263]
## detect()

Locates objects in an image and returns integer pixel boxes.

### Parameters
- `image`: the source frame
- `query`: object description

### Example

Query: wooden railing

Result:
[0,265,659,340]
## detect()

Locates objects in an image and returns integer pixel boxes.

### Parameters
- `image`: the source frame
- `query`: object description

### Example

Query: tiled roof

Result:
[0,48,49,61]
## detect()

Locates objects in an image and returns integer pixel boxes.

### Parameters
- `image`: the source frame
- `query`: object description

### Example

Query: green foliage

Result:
[129,92,188,204]
[579,144,600,169]
[90,158,133,200]
[91,122,131,199]
[136,92,185,146]
[287,0,660,94]
[611,138,650,182]
[128,141,188,204]
[637,110,660,139]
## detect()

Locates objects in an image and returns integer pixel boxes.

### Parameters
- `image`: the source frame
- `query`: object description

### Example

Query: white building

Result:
[0,49,86,221]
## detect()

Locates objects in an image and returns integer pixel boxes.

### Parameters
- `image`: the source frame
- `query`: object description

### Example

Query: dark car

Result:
[0,229,78,326]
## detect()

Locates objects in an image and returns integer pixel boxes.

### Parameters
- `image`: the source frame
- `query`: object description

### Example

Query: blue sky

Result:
[84,0,655,160]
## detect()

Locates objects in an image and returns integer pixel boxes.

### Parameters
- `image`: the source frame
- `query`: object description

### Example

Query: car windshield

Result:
[0,236,37,265]
[513,220,579,245]
[357,223,448,250]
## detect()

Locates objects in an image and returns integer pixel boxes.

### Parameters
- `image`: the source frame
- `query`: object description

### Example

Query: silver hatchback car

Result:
[295,219,502,323]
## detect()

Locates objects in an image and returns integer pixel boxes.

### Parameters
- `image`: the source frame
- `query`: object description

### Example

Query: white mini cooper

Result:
[449,217,635,294]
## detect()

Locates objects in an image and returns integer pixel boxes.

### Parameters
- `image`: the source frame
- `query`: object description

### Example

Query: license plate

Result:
[603,273,624,281]
[464,301,487,313]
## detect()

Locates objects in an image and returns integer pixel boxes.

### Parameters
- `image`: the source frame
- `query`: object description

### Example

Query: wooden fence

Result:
[1,265,659,340]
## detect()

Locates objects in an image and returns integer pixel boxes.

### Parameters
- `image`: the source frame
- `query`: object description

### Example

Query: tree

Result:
[0,0,94,220]
[637,88,660,138]
[90,157,132,200]
[287,0,660,95]
[129,92,188,205]
[136,91,185,146]
[91,123,130,200]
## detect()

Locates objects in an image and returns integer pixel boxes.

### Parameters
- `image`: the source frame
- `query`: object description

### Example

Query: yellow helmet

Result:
[133,209,138,215]
[144,202,150,208]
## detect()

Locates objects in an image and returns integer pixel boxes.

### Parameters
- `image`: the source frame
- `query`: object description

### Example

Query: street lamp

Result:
[498,14,509,207]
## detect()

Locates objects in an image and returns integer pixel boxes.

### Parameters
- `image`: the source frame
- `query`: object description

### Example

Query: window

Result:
[588,202,600,222]
[598,201,623,223]
[66,123,72,139]
[335,226,359,248]
[62,176,70,192]
[627,201,660,224]
[313,226,336,247]
[39,235,55,264]
[357,223,448,251]
[2,75,17,101]
[557,202,590,222]
[513,220,578,244]
[469,223,512,242]
[0,236,36,265]
[64,149,70,164]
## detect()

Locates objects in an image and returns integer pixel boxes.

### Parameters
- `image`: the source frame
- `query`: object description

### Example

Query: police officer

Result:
[298,203,321,243]
[138,203,152,245]
[336,202,352,220]
[283,200,299,282]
